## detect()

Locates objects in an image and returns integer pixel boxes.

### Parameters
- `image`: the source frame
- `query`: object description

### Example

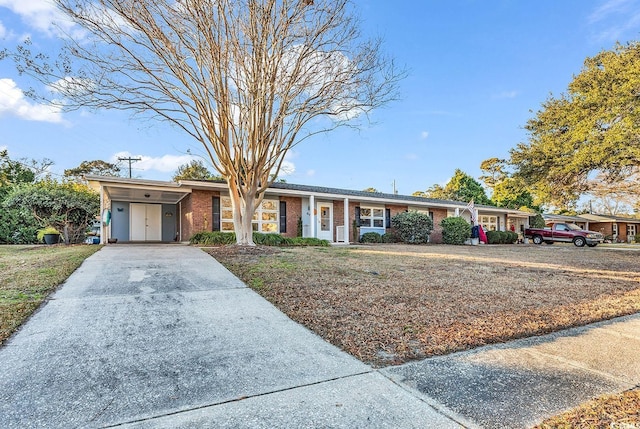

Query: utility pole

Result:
[391,180,398,195]
[118,157,142,178]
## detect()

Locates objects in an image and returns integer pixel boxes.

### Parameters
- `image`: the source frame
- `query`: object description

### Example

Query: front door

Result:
[130,203,162,241]
[316,202,333,241]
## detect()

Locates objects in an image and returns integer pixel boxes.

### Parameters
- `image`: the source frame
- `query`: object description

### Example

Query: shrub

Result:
[391,210,433,244]
[486,230,518,244]
[286,237,330,247]
[189,231,236,245]
[189,231,329,247]
[486,230,501,244]
[441,217,471,245]
[382,230,401,243]
[360,231,382,243]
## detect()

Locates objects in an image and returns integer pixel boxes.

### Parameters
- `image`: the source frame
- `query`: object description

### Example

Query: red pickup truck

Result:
[524,223,604,247]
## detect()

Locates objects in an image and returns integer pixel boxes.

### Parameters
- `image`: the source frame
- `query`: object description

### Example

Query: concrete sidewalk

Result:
[0,245,465,428]
[385,313,640,428]
[1,244,638,428]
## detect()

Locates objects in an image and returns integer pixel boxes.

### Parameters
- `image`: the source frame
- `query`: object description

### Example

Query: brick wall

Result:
[429,208,448,243]
[281,196,302,237]
[180,194,193,241]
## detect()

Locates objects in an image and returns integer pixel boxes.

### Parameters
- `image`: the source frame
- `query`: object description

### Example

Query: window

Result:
[220,197,279,233]
[480,215,498,231]
[628,224,637,237]
[613,223,618,237]
[360,206,385,228]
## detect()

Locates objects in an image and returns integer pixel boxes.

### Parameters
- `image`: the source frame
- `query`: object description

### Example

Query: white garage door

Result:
[130,203,162,241]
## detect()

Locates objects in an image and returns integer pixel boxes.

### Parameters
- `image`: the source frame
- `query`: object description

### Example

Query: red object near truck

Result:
[524,223,604,247]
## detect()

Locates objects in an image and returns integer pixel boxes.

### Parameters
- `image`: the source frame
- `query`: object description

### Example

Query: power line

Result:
[118,157,142,178]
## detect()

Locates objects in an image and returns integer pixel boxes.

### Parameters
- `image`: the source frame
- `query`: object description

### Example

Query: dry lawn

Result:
[207,243,640,368]
[0,244,101,345]
[534,388,640,429]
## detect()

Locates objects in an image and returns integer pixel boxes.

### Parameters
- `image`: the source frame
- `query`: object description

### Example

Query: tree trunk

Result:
[228,178,258,246]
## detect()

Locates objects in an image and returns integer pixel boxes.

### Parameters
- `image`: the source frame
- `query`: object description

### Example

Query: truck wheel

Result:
[587,243,597,247]
[532,235,543,245]
[573,237,586,247]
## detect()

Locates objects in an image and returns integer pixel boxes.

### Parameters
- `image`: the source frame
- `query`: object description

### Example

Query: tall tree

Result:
[172,159,221,181]
[8,0,402,245]
[417,169,491,204]
[64,160,121,181]
[479,157,538,210]
[510,42,640,208]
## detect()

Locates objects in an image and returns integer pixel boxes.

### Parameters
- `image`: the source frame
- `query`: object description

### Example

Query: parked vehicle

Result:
[524,223,604,247]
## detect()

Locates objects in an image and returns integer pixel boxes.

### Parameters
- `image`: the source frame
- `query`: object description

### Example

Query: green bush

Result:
[486,230,518,244]
[391,210,433,244]
[360,231,382,243]
[286,237,330,247]
[441,217,471,245]
[189,231,329,247]
[382,230,401,243]
[486,230,501,244]
[189,231,236,245]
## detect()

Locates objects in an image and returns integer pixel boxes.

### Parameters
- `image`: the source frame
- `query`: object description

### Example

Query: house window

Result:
[220,197,279,233]
[480,215,498,231]
[360,206,385,228]
[628,224,637,238]
[612,223,618,237]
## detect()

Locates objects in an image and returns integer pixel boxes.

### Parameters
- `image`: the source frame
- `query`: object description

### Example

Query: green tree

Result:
[172,160,221,182]
[9,0,402,245]
[362,187,379,193]
[3,180,100,244]
[419,169,492,204]
[64,160,121,181]
[0,150,40,244]
[479,157,538,210]
[510,42,640,208]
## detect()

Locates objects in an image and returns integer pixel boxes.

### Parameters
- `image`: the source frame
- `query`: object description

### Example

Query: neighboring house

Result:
[543,213,640,242]
[86,175,532,244]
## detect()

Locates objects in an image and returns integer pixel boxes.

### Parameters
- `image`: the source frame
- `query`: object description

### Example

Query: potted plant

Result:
[37,226,61,245]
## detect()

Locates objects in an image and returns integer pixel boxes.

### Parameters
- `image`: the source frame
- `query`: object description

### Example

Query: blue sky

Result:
[1,0,639,195]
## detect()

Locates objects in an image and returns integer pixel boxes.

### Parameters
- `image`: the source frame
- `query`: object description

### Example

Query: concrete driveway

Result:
[0,245,464,428]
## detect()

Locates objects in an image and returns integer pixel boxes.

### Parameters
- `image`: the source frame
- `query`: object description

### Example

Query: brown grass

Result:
[534,388,640,428]
[0,244,101,345]
[206,243,640,367]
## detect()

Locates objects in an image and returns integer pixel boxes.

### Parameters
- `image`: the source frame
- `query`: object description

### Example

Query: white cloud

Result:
[0,78,65,123]
[111,151,196,173]
[306,169,316,177]
[492,90,519,99]
[420,131,429,140]
[279,160,295,176]
[588,0,640,42]
[588,0,633,23]
[0,0,80,38]
[0,20,6,38]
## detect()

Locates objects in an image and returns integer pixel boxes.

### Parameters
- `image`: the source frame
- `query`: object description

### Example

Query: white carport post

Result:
[99,185,105,244]
[343,197,349,243]
[309,194,316,238]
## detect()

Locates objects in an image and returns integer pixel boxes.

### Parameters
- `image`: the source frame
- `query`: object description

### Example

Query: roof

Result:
[579,213,640,223]
[86,175,533,216]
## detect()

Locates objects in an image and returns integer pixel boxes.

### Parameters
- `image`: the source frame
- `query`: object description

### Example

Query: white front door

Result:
[316,202,333,241]
[130,203,162,241]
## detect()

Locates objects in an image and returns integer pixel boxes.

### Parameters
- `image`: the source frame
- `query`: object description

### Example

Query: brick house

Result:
[543,213,640,243]
[87,176,532,244]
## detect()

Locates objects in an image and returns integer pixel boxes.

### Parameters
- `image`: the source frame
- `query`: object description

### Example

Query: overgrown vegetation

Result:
[190,231,329,247]
[440,216,471,245]
[0,245,101,344]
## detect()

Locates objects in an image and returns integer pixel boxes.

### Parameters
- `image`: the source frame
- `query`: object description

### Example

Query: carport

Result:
[86,176,191,244]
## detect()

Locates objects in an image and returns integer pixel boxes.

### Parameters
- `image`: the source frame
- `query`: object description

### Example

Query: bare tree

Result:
[9,0,402,245]
[586,171,640,215]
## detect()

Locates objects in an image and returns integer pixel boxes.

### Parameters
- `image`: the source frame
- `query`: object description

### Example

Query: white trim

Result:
[317,201,333,241]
